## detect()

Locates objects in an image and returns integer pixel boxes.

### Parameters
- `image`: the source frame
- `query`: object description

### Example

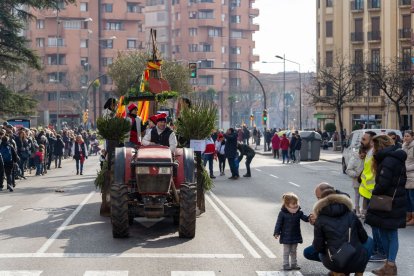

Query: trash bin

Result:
[299,131,322,161]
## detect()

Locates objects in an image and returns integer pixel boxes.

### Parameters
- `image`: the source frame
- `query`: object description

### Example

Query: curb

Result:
[319,158,341,164]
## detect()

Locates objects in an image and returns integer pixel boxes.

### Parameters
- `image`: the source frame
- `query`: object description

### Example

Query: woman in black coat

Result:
[54,134,65,168]
[365,135,407,276]
[313,189,372,275]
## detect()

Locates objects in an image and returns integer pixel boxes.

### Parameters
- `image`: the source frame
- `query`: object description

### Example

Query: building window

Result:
[36,19,45,29]
[189,44,198,52]
[230,31,242,38]
[230,15,241,23]
[199,60,214,68]
[101,75,113,85]
[56,0,65,9]
[326,21,333,37]
[354,81,363,96]
[208,28,222,37]
[230,62,241,69]
[48,72,66,83]
[175,12,181,20]
[127,3,140,13]
[230,46,241,54]
[147,0,165,5]
[199,10,214,19]
[326,82,333,96]
[105,22,122,30]
[127,39,136,49]
[189,28,197,36]
[231,0,241,7]
[326,51,333,67]
[230,78,241,87]
[172,0,180,4]
[172,45,180,54]
[48,37,64,47]
[157,12,166,22]
[189,11,197,19]
[102,4,113,13]
[199,76,214,85]
[172,29,181,37]
[371,82,380,96]
[36,38,45,47]
[80,75,88,85]
[80,39,89,48]
[101,40,114,49]
[63,20,82,29]
[80,2,88,11]
[326,0,333,7]
[47,54,66,65]
[102,57,113,67]
[222,46,226,54]
[202,44,212,52]
[80,57,88,67]
[48,92,57,101]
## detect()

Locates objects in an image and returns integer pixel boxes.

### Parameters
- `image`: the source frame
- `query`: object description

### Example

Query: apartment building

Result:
[316,0,412,132]
[27,0,259,128]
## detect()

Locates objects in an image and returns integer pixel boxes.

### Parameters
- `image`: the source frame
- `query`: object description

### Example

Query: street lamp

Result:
[276,55,302,130]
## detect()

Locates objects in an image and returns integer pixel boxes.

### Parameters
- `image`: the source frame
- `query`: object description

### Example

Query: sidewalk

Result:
[251,144,342,164]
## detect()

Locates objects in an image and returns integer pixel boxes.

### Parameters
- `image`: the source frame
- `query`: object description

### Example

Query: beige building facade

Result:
[26,0,259,128]
[316,0,413,133]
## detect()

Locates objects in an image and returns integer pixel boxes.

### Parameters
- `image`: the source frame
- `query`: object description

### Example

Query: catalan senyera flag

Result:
[115,96,127,118]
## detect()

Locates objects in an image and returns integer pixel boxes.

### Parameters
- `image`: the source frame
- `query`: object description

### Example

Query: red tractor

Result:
[110,145,197,239]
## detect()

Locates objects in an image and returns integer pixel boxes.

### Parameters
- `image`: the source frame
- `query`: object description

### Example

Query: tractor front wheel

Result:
[178,183,196,238]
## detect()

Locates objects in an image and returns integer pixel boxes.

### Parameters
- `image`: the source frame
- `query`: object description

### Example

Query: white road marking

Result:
[84,271,128,276]
[288,182,300,187]
[255,169,262,172]
[0,271,42,276]
[208,192,276,259]
[0,253,244,259]
[171,272,215,276]
[0,206,12,214]
[269,174,279,178]
[36,191,96,253]
[205,195,261,258]
[256,272,303,276]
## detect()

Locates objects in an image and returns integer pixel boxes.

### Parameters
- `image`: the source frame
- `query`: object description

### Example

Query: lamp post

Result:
[276,55,302,130]
[55,9,61,130]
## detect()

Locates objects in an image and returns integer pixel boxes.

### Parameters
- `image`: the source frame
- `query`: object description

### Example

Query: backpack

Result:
[0,145,13,163]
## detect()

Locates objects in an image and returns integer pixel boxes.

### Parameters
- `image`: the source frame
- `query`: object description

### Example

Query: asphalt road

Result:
[0,154,413,276]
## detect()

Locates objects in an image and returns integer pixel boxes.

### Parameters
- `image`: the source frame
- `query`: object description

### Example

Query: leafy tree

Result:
[306,55,363,144]
[108,51,192,97]
[0,0,75,116]
[365,59,413,129]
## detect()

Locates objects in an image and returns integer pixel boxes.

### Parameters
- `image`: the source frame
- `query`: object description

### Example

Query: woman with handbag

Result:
[312,188,372,276]
[365,135,407,276]
[71,135,88,175]
[402,130,414,226]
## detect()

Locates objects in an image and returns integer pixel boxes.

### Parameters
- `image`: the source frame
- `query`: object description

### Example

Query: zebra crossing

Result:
[0,271,377,276]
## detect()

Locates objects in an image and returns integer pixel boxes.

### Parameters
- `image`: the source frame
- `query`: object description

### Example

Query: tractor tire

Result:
[110,147,129,238]
[179,183,196,238]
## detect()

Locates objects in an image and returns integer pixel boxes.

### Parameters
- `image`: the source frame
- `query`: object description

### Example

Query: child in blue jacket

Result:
[274,192,309,271]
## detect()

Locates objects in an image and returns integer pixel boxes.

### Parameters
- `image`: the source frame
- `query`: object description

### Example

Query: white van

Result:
[341,129,402,173]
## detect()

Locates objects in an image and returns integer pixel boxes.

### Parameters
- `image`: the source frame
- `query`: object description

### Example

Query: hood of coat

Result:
[374,145,407,164]
[313,193,353,217]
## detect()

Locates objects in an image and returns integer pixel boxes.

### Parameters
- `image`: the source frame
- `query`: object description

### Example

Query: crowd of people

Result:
[0,122,99,192]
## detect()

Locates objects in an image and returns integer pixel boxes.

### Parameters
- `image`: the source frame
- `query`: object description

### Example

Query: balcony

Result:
[399,0,411,6]
[399,28,411,40]
[249,8,259,17]
[350,1,364,12]
[351,63,364,73]
[367,0,381,9]
[366,63,381,72]
[367,31,381,42]
[349,96,384,106]
[399,61,411,71]
[351,32,364,43]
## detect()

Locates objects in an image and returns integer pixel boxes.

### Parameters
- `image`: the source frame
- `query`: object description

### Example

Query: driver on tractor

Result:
[142,113,177,152]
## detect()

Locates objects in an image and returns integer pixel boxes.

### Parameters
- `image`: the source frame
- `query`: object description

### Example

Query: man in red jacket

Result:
[280,133,290,164]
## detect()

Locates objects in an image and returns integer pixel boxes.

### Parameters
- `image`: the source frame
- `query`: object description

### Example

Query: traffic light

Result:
[83,110,89,124]
[189,62,197,78]
[250,114,254,121]
[262,109,268,124]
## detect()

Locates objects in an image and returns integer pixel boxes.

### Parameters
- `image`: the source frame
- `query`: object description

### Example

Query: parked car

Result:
[341,129,402,173]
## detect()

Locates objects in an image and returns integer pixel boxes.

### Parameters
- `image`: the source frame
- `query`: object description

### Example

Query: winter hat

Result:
[149,114,158,124]
[156,113,167,122]
[128,103,138,113]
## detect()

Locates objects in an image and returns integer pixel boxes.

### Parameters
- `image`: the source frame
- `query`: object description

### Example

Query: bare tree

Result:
[306,55,363,143]
[365,58,412,129]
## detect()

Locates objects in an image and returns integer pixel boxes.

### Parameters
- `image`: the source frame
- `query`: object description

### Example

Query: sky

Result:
[252,0,317,74]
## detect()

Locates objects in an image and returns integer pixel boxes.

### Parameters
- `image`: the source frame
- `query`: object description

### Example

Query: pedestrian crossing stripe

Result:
[0,272,42,276]
[83,272,128,276]
[171,272,215,276]
[256,272,303,276]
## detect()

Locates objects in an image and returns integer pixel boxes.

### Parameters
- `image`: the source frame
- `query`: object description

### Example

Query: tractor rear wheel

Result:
[111,147,129,238]
[178,183,196,238]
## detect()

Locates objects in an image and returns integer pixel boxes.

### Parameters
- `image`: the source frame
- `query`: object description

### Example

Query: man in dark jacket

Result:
[54,134,65,168]
[294,132,302,164]
[290,133,297,163]
[224,128,239,179]
[0,136,18,192]
[237,143,255,177]
[313,190,373,275]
